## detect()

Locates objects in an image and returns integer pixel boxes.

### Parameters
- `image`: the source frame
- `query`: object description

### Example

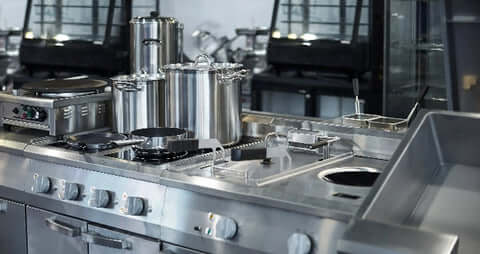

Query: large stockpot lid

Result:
[111,73,165,82]
[163,54,245,75]
[111,73,164,91]
[130,11,178,24]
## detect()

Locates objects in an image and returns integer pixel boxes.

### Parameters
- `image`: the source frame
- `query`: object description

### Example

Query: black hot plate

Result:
[22,79,108,93]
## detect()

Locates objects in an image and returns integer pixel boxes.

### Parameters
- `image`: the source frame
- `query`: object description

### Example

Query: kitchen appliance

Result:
[0,110,415,254]
[111,74,165,134]
[163,55,247,145]
[130,12,183,75]
[0,79,111,136]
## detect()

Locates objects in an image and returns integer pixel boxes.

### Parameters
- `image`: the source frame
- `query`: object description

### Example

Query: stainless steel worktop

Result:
[0,112,406,254]
[0,111,400,220]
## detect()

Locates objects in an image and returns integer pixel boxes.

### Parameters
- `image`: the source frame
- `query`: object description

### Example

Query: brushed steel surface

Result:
[130,15,182,75]
[27,206,88,254]
[0,91,111,136]
[0,111,409,254]
[338,219,458,254]
[87,225,159,253]
[112,75,166,133]
[0,198,27,254]
[164,61,246,145]
[360,110,480,254]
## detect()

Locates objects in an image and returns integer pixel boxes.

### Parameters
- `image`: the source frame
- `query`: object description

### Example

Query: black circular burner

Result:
[132,146,189,163]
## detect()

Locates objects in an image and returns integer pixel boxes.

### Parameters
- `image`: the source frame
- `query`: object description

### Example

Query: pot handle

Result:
[114,82,143,92]
[218,69,249,83]
[194,54,213,67]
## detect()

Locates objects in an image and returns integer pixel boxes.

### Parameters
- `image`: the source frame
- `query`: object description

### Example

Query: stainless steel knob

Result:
[89,189,110,208]
[32,175,51,193]
[288,233,312,254]
[215,217,237,240]
[123,196,145,216]
[59,182,80,201]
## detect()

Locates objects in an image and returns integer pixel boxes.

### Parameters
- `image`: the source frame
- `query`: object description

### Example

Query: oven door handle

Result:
[81,232,132,249]
[45,217,82,237]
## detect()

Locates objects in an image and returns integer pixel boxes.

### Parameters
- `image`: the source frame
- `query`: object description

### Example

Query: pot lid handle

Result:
[194,54,213,67]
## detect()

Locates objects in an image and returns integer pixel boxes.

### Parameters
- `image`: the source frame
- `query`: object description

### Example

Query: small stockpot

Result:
[163,55,248,146]
[130,12,183,75]
[111,74,165,134]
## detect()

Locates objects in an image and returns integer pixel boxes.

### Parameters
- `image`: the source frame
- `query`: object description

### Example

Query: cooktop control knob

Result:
[89,189,110,208]
[288,233,312,254]
[59,182,80,201]
[32,175,51,193]
[215,217,237,240]
[123,196,145,216]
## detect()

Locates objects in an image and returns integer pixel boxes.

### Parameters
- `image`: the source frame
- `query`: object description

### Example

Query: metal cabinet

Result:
[87,224,160,254]
[27,206,88,254]
[0,198,27,254]
[161,242,206,254]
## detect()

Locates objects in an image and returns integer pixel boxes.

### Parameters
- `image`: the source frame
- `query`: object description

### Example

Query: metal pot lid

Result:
[130,12,178,24]
[111,73,165,82]
[163,55,243,73]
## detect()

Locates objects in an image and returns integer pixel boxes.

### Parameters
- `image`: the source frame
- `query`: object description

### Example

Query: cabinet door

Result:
[161,242,207,254]
[87,224,161,254]
[26,206,88,254]
[0,198,27,254]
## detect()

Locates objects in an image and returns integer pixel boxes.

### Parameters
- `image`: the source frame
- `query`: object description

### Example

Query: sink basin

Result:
[318,167,380,187]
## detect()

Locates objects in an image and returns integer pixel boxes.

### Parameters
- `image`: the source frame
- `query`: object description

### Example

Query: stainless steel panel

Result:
[359,110,480,254]
[25,158,166,236]
[88,224,160,254]
[338,219,458,254]
[27,206,88,254]
[161,242,206,254]
[160,187,347,254]
[0,151,29,191]
[0,198,27,254]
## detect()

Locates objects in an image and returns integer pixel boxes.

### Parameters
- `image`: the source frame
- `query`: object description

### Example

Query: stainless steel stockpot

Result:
[163,55,247,146]
[111,74,166,134]
[130,12,183,75]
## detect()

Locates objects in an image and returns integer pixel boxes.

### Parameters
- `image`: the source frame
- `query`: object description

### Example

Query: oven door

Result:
[26,206,88,254]
[0,198,27,254]
[86,224,160,254]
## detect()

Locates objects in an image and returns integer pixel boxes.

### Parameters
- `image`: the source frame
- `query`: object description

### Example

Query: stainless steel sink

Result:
[359,111,480,254]
[318,167,380,187]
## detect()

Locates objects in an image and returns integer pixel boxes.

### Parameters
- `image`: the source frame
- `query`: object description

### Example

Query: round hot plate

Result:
[22,78,108,93]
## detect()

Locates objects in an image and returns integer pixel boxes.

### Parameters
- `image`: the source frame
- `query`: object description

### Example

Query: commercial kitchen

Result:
[0,0,477,253]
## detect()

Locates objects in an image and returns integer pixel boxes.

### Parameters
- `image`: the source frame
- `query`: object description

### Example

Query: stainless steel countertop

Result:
[0,113,399,221]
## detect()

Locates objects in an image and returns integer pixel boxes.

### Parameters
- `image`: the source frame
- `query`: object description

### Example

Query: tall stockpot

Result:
[130,12,183,75]
[111,74,165,134]
[163,55,247,146]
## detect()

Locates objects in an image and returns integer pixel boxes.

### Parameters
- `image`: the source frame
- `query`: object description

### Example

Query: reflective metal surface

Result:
[0,91,111,136]
[164,56,247,145]
[0,111,409,254]
[360,110,480,254]
[111,74,165,134]
[130,13,183,75]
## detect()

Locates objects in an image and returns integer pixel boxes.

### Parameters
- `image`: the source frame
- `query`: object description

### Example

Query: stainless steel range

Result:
[0,111,458,254]
[0,78,111,136]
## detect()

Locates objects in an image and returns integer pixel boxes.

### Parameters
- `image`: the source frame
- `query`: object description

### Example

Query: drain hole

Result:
[322,171,380,187]
[333,193,361,200]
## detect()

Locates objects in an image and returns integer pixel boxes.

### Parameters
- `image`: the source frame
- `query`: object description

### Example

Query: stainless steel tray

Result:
[366,116,408,131]
[342,113,381,127]
[359,111,480,254]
